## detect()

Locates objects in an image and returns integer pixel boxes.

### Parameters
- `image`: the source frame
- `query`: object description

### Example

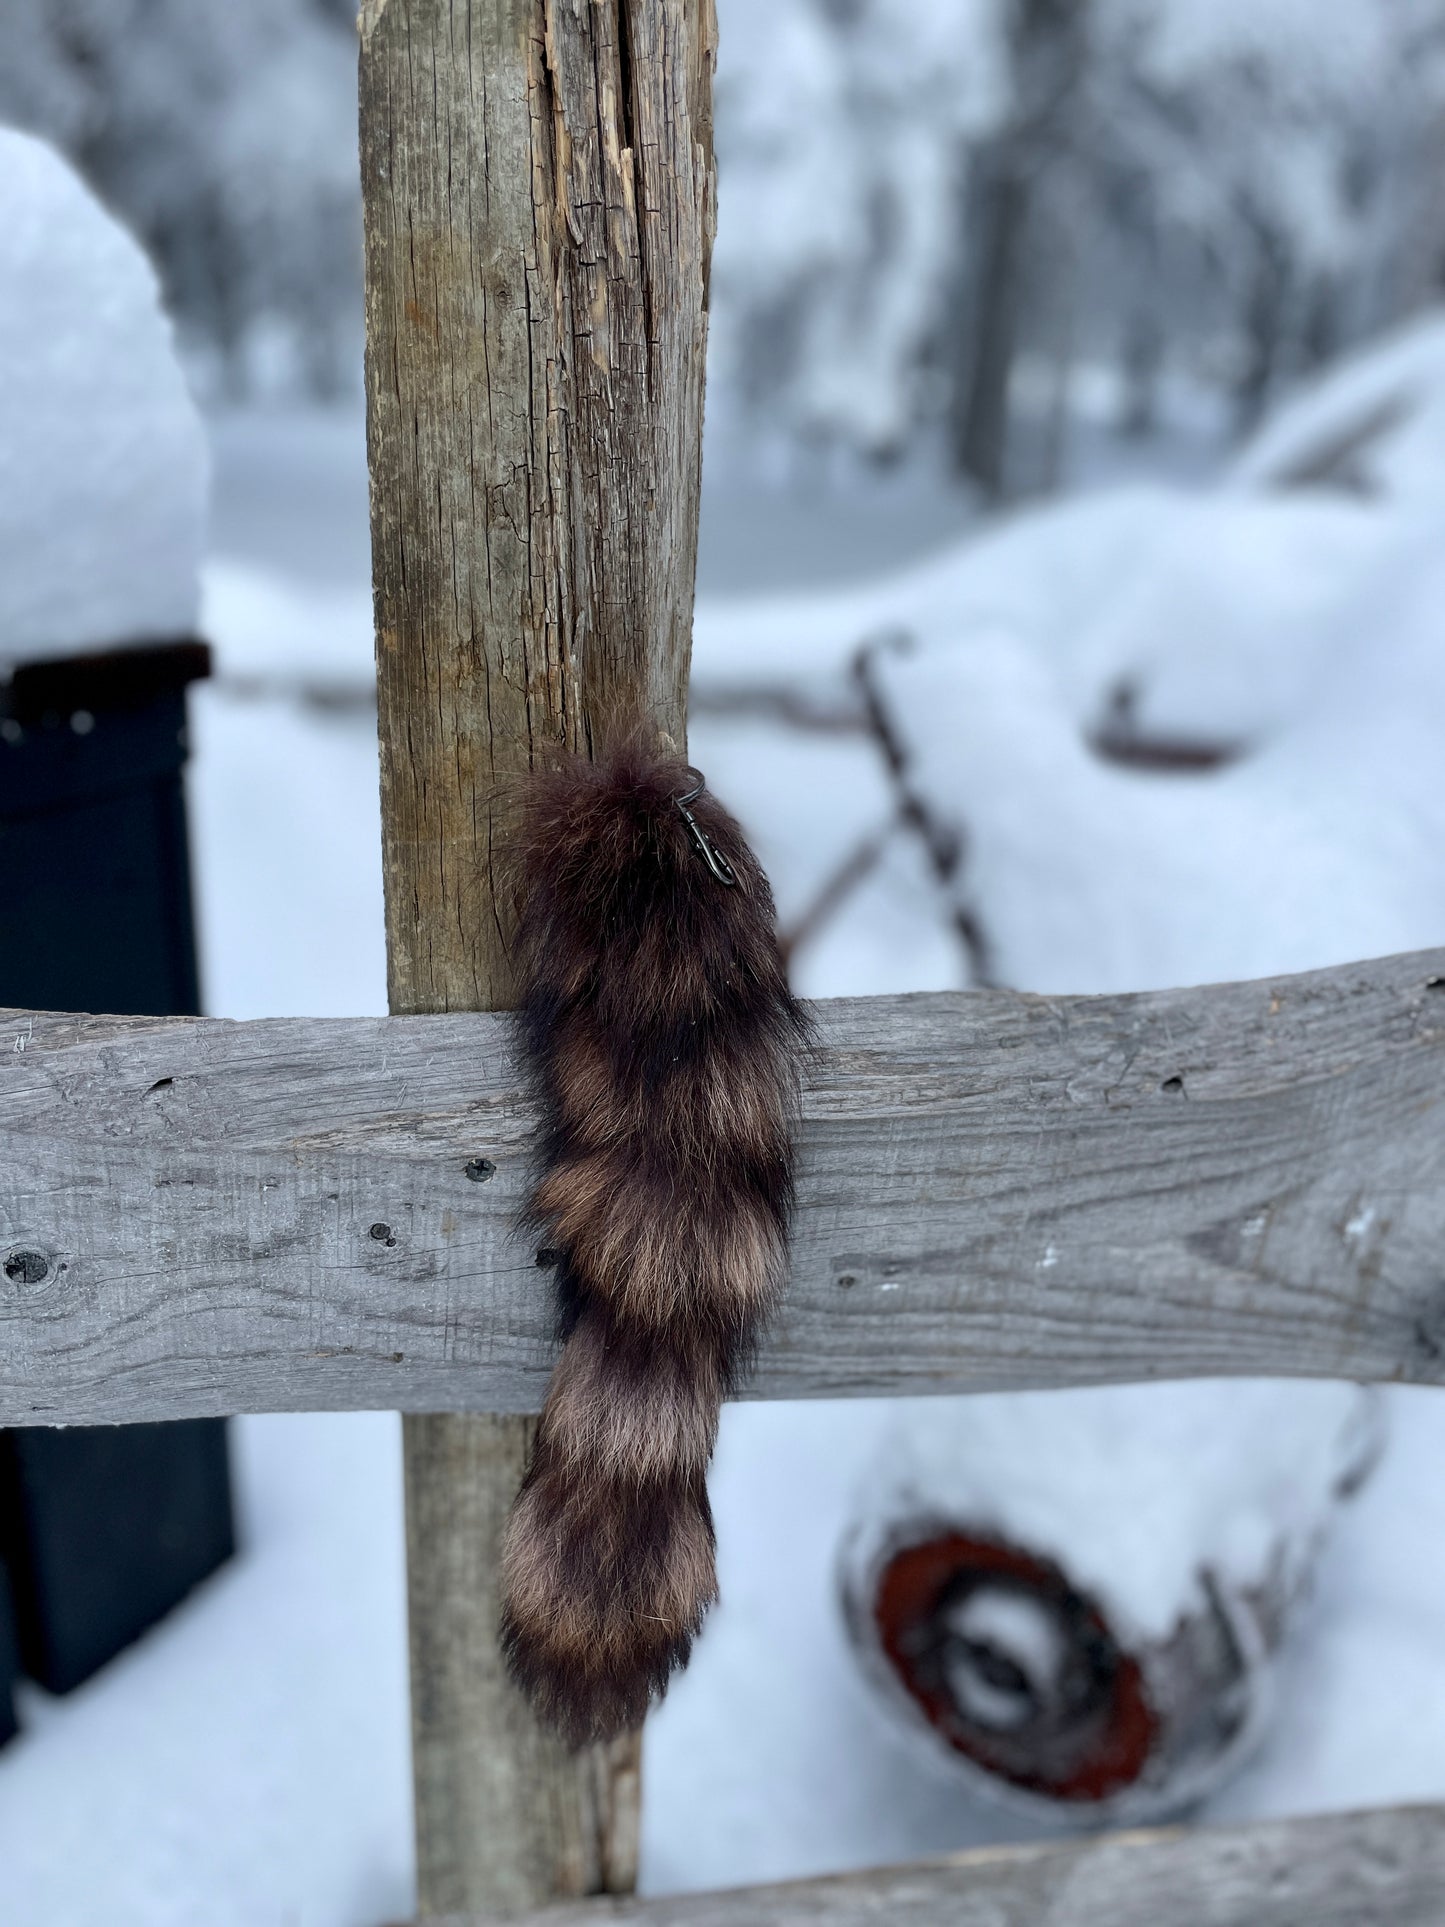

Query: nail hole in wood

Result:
[1161,1076,1185,1095]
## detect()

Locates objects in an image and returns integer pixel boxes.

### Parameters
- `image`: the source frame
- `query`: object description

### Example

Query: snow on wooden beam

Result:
[419,1802,1445,1927]
[2,947,1444,1426]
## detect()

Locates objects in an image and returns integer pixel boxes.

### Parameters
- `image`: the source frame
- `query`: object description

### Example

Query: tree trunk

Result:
[946,0,1088,497]
[1235,229,1292,438]
[1119,303,1163,440]
[951,158,1029,498]
[358,0,715,1913]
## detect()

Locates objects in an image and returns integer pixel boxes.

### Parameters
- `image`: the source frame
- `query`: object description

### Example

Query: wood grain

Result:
[359,0,714,1910]
[417,1802,1445,1925]
[403,1413,640,1912]
[362,0,712,999]
[4,948,1445,1422]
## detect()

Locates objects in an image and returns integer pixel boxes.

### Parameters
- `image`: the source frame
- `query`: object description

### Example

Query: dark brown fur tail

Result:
[498,739,808,1743]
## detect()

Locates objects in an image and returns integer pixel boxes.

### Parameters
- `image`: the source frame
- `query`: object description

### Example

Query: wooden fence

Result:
[484,1805,1445,1926]
[4,950,1445,1427]
[1,0,1441,1920]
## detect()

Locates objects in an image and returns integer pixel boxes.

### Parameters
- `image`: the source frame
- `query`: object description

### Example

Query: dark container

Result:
[0,1561,19,1745]
[0,1421,234,1694]
[0,642,210,1015]
[0,640,234,1715]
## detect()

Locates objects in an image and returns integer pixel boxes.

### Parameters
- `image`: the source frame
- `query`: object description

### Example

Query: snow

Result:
[0,1414,412,1927]
[201,559,376,683]
[187,564,384,1021]
[0,129,206,667]
[1212,1387,1445,1825]
[6,303,1445,1915]
[711,0,1008,456]
[188,677,386,1022]
[703,0,1445,470]
[644,1388,1445,1891]
[836,1383,1378,1824]
[1232,309,1445,500]
[861,507,1445,994]
[1133,0,1397,102]
[685,713,957,1002]
[640,1398,1061,1892]
[671,315,1445,1864]
[689,305,1445,996]
[0,2,364,401]
[696,486,1390,744]
[843,1384,1372,1653]
[945,1591,1066,1727]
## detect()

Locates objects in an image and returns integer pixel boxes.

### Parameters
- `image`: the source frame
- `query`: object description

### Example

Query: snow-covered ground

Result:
[7,315,1445,1923]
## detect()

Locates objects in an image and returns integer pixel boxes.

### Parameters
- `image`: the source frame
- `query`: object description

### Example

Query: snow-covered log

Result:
[839,1383,1379,1822]
[0,129,206,668]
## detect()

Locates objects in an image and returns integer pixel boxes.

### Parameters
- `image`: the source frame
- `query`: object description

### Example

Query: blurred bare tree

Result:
[946,0,1091,498]
[3,0,1444,443]
[714,0,1445,490]
[0,0,360,396]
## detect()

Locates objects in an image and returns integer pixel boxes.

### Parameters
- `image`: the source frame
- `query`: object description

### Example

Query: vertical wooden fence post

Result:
[358,0,716,1915]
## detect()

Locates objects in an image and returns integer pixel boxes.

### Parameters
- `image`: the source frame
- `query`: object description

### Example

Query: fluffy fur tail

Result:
[499,738,807,1743]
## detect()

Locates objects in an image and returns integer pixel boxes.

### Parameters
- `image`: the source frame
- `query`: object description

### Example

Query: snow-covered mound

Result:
[845,1383,1374,1660]
[695,485,1390,748]
[200,560,374,682]
[839,1382,1377,1823]
[0,127,206,667]
[868,516,1445,993]
[1232,310,1445,502]
[861,340,1445,991]
[694,305,1445,997]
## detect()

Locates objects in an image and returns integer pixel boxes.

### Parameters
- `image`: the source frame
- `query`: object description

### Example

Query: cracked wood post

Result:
[358,0,716,1915]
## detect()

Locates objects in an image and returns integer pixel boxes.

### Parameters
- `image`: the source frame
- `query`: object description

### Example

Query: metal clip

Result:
[675,772,738,887]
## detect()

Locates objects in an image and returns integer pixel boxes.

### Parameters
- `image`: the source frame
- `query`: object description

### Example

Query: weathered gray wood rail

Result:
[3,946,1444,1426]
[418,1802,1445,1926]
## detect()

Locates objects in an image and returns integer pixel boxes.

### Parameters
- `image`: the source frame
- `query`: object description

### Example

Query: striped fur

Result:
[499,739,808,1743]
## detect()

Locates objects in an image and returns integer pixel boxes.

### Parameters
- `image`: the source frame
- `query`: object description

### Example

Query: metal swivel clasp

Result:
[675,771,738,887]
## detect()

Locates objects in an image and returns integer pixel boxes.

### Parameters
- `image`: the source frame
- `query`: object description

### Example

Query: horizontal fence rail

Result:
[430,1803,1445,1927]
[2,948,1444,1425]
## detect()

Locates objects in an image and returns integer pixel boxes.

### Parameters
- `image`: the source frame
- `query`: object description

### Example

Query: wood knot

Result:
[4,1247,52,1287]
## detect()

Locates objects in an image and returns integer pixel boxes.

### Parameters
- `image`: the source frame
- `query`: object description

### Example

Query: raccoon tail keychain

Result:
[498,735,809,1744]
